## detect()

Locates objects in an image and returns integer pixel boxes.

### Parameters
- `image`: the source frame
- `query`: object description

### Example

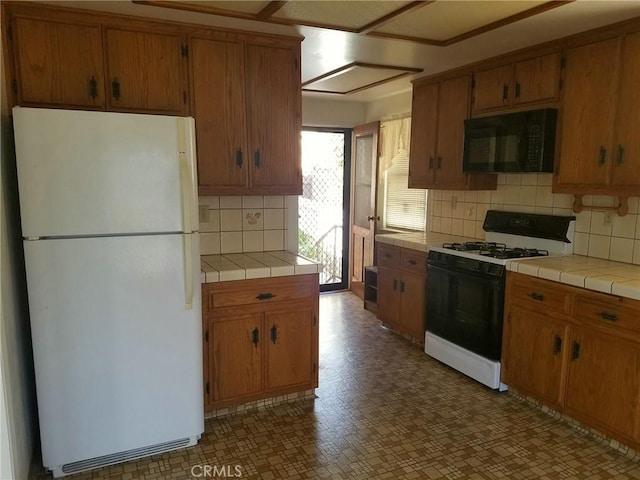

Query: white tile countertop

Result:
[507,255,640,301]
[375,231,482,252]
[200,251,322,283]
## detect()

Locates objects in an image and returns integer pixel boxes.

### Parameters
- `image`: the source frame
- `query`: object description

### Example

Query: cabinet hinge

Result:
[312,362,317,374]
[560,57,566,69]
[181,44,189,58]
[471,74,475,89]
[206,382,210,395]
[11,79,17,95]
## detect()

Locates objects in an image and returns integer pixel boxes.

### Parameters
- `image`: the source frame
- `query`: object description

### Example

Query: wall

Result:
[428,173,640,264]
[0,33,35,480]
[302,97,367,128]
[365,90,412,123]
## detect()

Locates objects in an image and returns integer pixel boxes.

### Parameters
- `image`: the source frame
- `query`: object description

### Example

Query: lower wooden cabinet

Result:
[502,272,640,449]
[376,243,426,342]
[202,274,319,410]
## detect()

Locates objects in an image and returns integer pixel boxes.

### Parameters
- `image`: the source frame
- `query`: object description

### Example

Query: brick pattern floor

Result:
[31,292,640,479]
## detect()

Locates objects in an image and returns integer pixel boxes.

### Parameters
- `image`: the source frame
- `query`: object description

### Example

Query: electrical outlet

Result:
[465,206,476,218]
[604,212,613,226]
[451,195,458,209]
[199,205,210,223]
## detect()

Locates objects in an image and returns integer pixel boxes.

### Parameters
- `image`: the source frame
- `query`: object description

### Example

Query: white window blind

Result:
[380,117,427,232]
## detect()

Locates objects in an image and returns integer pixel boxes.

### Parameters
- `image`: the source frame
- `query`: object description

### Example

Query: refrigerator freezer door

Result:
[24,233,203,469]
[13,107,198,237]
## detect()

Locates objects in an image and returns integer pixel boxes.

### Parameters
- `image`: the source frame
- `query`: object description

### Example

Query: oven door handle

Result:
[427,263,504,284]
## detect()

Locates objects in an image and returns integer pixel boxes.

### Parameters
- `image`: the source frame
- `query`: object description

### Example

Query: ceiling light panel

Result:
[273,1,413,30]
[374,0,548,40]
[303,64,416,94]
[182,1,271,15]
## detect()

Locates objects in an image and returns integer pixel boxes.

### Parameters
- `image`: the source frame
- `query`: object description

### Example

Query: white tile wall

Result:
[428,173,640,265]
[199,196,289,254]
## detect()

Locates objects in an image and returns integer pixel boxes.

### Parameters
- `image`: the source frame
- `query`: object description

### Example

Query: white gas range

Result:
[424,210,576,391]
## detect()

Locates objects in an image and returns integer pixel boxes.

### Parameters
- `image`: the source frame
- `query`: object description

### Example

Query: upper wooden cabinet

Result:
[104,28,189,115]
[10,15,105,109]
[408,75,497,191]
[472,52,561,114]
[554,32,640,198]
[191,36,302,196]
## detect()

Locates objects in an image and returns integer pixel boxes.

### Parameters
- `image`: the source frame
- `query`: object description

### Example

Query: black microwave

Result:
[462,108,557,173]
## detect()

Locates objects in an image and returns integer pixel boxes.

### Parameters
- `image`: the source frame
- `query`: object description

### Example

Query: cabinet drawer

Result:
[378,244,400,267]
[400,250,427,273]
[209,276,314,309]
[510,275,571,315]
[575,295,640,335]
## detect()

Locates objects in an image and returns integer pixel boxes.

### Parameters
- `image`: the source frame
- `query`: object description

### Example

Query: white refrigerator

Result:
[12,107,204,478]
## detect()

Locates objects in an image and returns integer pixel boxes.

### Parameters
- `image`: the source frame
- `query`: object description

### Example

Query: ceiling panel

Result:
[177,1,270,15]
[273,1,413,30]
[374,0,548,40]
[302,63,421,94]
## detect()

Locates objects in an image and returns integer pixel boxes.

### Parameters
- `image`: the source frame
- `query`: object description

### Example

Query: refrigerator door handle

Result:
[177,118,192,234]
[183,234,193,310]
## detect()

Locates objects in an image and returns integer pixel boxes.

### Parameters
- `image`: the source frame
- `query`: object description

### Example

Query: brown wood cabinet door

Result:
[377,266,400,328]
[408,82,438,188]
[502,307,567,408]
[564,328,640,440]
[245,44,301,193]
[513,52,561,106]
[191,37,248,194]
[265,309,313,391]
[472,64,512,113]
[612,31,640,190]
[104,28,188,115]
[210,315,263,402]
[434,75,471,189]
[555,38,620,189]
[399,271,425,340]
[12,16,104,108]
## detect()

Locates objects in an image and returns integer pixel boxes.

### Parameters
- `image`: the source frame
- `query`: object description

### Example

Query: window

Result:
[379,117,427,232]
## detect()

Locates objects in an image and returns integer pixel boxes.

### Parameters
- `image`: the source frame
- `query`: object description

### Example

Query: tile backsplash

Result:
[199,196,289,255]
[428,173,640,265]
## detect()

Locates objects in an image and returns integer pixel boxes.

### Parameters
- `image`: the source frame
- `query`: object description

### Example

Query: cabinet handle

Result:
[270,324,277,344]
[400,281,405,293]
[111,78,121,100]
[553,335,562,354]
[384,253,392,258]
[393,278,397,290]
[429,156,434,169]
[252,328,259,346]
[502,83,509,101]
[598,146,606,166]
[88,76,98,99]
[254,150,261,168]
[529,292,544,301]
[408,259,417,265]
[437,156,442,169]
[256,292,276,300]
[572,341,581,360]
[236,148,243,167]
[515,82,521,99]
[599,311,618,322]
[617,145,625,165]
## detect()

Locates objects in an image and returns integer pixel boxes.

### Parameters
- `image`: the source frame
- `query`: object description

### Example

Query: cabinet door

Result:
[565,328,640,440]
[556,38,620,189]
[12,16,104,108]
[513,52,561,106]
[434,75,471,189]
[191,37,248,194]
[399,271,425,340]
[502,307,567,408]
[408,82,438,188]
[210,314,263,402]
[104,28,188,115]
[265,309,313,391]
[472,64,512,113]
[377,266,400,328]
[611,31,640,190]
[245,44,301,193]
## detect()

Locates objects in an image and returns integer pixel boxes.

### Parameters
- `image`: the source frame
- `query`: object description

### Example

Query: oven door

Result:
[426,263,504,361]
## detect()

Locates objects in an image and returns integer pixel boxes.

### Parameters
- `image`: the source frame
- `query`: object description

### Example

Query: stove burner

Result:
[479,247,550,259]
[442,241,506,251]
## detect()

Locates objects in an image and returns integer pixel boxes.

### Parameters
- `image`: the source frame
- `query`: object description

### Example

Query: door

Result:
[472,64,512,113]
[265,309,314,390]
[211,314,263,402]
[408,82,438,187]
[400,271,426,339]
[350,122,380,299]
[191,37,248,193]
[13,108,197,236]
[245,44,301,192]
[377,266,400,328]
[104,28,188,115]
[24,234,203,467]
[12,16,104,108]
[513,52,561,105]
[298,128,351,291]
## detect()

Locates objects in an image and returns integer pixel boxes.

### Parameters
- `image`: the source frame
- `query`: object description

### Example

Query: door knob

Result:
[367,216,380,221]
